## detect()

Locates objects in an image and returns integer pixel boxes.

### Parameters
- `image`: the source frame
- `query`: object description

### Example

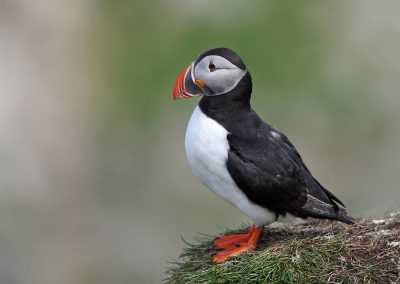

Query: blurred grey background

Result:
[0,0,399,283]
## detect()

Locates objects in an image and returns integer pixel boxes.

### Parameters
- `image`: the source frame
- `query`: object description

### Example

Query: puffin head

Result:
[173,48,249,100]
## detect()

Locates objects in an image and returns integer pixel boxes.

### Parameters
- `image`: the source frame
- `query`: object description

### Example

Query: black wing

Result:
[226,130,351,222]
[276,131,345,207]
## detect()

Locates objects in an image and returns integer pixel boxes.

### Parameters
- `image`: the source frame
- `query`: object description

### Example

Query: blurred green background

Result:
[1,0,400,283]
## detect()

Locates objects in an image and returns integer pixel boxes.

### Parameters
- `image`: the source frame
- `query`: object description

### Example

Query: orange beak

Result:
[173,63,203,100]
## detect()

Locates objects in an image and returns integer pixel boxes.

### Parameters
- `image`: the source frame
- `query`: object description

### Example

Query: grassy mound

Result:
[166,213,400,283]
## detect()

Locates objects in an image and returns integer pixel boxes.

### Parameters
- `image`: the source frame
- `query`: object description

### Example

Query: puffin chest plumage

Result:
[184,106,276,226]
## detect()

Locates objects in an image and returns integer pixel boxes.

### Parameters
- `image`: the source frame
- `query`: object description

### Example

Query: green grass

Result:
[166,214,400,283]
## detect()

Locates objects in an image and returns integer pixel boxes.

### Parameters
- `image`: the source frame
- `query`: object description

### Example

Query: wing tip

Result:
[337,214,355,224]
[336,208,355,224]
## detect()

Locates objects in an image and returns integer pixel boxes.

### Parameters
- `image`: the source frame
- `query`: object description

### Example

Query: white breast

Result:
[184,106,276,226]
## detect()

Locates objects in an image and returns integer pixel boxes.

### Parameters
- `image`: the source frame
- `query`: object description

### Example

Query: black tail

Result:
[301,194,355,224]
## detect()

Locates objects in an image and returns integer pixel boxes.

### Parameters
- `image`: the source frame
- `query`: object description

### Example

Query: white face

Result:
[193,55,247,96]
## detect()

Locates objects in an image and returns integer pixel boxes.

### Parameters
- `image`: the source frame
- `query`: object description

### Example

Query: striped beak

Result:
[173,62,203,100]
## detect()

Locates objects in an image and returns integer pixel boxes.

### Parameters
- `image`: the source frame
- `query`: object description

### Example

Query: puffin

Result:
[172,47,354,263]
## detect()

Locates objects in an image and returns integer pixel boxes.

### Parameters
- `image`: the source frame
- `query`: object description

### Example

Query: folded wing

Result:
[226,132,354,224]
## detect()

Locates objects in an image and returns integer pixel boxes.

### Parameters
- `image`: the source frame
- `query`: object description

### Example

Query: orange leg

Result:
[212,225,264,263]
[214,225,256,249]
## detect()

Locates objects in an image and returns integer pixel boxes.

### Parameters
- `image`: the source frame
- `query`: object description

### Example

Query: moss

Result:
[166,213,400,283]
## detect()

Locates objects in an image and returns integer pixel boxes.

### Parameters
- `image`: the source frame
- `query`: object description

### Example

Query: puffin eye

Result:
[208,62,216,72]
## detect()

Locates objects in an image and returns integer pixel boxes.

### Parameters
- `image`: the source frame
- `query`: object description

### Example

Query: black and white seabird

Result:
[173,47,354,263]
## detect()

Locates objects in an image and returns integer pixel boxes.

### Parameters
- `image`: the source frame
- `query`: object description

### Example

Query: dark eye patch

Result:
[208,62,216,72]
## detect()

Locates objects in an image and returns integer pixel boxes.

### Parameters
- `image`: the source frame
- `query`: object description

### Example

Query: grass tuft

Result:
[166,213,400,283]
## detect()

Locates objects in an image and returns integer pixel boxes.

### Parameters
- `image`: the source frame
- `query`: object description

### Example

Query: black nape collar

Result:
[199,72,253,132]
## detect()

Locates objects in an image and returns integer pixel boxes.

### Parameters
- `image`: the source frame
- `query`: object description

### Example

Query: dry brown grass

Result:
[166,213,400,283]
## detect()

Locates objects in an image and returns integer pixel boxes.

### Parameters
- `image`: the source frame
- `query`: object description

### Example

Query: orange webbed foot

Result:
[213,225,255,249]
[212,224,264,263]
[213,243,253,263]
